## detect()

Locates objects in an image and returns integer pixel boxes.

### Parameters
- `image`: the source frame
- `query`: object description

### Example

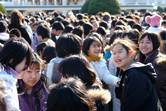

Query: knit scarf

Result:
[85,53,102,62]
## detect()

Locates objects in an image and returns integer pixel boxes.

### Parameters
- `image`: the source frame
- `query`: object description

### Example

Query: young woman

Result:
[83,34,120,87]
[0,37,33,111]
[8,9,31,45]
[46,33,82,84]
[17,53,48,111]
[47,78,95,111]
[111,39,162,111]
[139,32,166,110]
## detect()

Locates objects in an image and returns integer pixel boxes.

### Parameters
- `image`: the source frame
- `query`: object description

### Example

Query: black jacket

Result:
[117,62,163,111]
[8,24,31,45]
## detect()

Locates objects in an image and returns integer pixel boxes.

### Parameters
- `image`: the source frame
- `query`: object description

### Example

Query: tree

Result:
[81,0,121,15]
[0,3,7,15]
[81,0,91,13]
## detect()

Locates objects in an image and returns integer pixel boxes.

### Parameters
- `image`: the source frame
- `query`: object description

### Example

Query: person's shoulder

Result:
[155,54,166,70]
[99,58,107,63]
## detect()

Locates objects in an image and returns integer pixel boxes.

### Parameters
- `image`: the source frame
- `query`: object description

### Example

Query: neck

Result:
[24,84,33,94]
[42,38,49,42]
[122,60,133,71]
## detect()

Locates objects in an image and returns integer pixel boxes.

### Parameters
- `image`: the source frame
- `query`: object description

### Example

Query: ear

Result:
[129,50,133,57]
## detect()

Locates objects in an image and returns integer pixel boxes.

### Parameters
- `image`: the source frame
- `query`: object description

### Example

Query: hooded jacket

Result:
[17,78,48,111]
[117,62,162,111]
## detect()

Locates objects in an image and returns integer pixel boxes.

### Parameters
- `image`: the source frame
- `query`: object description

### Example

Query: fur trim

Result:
[87,88,111,104]
[155,55,166,70]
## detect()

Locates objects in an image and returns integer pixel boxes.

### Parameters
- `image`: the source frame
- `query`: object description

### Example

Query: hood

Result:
[50,57,63,64]
[155,54,166,70]
[126,62,157,84]
[87,88,111,104]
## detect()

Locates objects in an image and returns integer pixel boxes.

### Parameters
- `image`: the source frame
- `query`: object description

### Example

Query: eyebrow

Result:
[112,48,124,52]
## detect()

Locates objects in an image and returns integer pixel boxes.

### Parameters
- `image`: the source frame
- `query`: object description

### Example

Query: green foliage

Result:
[81,0,121,15]
[81,0,91,13]
[0,3,7,15]
[157,6,163,14]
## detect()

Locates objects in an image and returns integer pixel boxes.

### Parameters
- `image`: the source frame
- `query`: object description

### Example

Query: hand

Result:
[116,81,120,87]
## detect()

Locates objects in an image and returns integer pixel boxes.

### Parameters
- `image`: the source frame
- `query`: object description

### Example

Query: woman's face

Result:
[22,64,41,89]
[88,41,102,56]
[15,58,27,79]
[139,36,153,57]
[112,44,132,71]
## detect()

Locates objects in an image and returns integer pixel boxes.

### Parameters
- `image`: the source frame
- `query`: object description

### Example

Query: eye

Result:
[27,70,32,73]
[147,41,152,44]
[112,52,116,55]
[36,70,41,74]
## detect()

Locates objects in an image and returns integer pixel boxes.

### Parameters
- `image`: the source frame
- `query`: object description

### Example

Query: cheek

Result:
[22,73,29,79]
[148,44,153,50]
[37,74,41,81]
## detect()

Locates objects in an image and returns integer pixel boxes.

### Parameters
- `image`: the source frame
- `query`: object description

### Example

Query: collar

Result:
[85,53,102,62]
[144,49,159,63]
[0,63,20,78]
[18,79,43,94]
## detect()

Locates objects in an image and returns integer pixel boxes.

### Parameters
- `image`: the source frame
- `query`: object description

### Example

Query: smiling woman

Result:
[83,33,120,88]
[138,32,166,111]
[17,53,48,111]
[111,39,163,111]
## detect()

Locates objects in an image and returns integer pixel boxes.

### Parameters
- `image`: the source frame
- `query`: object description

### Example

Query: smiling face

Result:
[88,41,101,56]
[22,64,41,90]
[139,36,153,57]
[112,44,132,71]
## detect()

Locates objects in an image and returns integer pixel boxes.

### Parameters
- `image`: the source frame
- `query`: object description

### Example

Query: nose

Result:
[31,72,37,79]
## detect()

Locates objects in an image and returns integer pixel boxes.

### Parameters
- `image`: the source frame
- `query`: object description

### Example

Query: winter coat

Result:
[90,58,120,87]
[155,55,166,111]
[45,57,63,84]
[17,78,48,111]
[143,49,163,71]
[87,88,111,111]
[0,64,21,111]
[143,49,166,111]
[108,56,121,111]
[117,62,163,111]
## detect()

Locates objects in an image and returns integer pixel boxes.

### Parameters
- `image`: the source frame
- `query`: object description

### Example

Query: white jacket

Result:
[89,58,120,86]
[145,26,164,34]
[0,67,20,111]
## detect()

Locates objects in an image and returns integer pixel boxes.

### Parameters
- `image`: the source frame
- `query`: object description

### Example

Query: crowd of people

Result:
[0,9,166,111]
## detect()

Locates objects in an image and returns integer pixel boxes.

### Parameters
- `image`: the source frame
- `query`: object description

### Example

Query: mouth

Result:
[30,80,37,84]
[115,59,122,65]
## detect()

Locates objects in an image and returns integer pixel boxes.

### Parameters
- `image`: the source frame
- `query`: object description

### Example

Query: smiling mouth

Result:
[115,59,121,64]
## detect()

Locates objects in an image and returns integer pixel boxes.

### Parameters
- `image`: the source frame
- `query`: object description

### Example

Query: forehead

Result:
[92,40,99,44]
[141,36,151,41]
[29,63,41,69]
[112,44,124,51]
